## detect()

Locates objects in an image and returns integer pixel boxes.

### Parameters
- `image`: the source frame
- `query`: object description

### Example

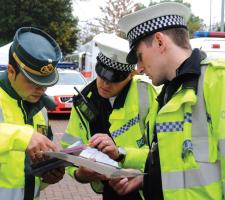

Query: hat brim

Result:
[95,63,130,83]
[126,46,138,64]
[20,67,59,87]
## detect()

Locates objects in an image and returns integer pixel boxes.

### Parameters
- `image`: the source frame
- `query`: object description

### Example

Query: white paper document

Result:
[44,151,144,178]
[79,147,119,168]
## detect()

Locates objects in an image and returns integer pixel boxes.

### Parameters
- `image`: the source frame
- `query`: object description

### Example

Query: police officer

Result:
[109,2,225,200]
[61,33,158,200]
[0,27,65,200]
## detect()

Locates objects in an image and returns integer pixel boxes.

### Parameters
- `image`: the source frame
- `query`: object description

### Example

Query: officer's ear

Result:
[8,64,16,81]
[154,32,166,53]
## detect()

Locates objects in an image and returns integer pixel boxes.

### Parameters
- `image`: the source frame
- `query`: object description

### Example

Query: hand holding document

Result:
[44,146,144,178]
[31,141,144,178]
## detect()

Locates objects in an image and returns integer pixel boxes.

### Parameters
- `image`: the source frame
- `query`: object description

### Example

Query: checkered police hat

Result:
[118,2,191,64]
[94,33,135,82]
[11,27,62,87]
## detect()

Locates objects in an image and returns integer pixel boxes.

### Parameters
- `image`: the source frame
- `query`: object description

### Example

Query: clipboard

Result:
[44,151,144,178]
[30,145,86,176]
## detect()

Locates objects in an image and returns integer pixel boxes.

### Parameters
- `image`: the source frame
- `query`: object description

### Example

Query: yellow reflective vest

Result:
[0,80,49,200]
[61,75,158,194]
[154,59,225,199]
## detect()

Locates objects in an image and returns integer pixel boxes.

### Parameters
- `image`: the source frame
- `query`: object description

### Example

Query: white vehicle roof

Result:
[46,69,87,96]
[57,68,80,73]
[190,31,225,59]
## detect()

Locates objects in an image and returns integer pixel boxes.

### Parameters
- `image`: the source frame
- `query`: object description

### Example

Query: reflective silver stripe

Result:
[192,65,209,162]
[0,107,4,122]
[223,182,225,195]
[61,133,82,145]
[41,108,48,125]
[0,187,24,200]
[111,115,139,139]
[219,139,225,156]
[162,162,220,190]
[137,81,149,136]
[34,185,40,197]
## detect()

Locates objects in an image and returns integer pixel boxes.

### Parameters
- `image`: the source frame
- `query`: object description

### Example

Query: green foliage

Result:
[188,14,204,38]
[0,0,79,55]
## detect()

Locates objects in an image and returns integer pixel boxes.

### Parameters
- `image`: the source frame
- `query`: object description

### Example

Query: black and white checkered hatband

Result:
[97,52,135,71]
[127,15,186,48]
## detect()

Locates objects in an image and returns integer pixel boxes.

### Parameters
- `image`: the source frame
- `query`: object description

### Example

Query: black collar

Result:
[113,81,131,109]
[83,79,131,110]
[176,48,202,77]
[157,49,206,109]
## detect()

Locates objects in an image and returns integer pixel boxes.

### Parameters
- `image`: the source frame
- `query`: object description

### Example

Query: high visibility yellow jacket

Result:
[154,59,225,199]
[61,75,158,194]
[0,72,51,200]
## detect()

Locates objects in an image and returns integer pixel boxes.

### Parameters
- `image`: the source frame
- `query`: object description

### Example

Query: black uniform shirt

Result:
[81,79,131,136]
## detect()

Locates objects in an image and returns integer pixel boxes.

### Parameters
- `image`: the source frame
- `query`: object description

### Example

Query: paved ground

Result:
[40,115,102,200]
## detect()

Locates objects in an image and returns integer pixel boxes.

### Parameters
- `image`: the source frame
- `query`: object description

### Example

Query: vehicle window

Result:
[57,72,86,85]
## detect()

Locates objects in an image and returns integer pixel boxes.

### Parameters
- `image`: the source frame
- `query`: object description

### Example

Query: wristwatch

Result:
[116,147,126,162]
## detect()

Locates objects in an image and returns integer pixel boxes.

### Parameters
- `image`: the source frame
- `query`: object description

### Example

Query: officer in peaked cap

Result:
[0,27,65,200]
[61,33,158,200]
[114,2,225,200]
[11,26,62,86]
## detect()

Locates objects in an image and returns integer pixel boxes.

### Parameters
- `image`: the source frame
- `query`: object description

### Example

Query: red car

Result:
[46,69,87,114]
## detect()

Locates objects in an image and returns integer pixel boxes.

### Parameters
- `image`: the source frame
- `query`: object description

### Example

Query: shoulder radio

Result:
[73,86,98,122]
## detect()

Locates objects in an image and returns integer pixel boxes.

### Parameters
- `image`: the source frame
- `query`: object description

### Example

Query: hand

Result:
[89,133,119,160]
[26,132,57,161]
[41,167,65,184]
[109,175,143,195]
[75,166,108,183]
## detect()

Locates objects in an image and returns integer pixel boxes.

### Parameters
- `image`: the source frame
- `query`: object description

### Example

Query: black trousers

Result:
[143,150,164,200]
[103,182,142,200]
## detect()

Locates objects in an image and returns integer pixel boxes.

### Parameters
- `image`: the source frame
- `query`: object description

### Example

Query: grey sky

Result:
[73,0,223,26]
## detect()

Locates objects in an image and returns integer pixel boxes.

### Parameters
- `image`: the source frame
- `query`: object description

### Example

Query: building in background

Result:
[65,39,99,83]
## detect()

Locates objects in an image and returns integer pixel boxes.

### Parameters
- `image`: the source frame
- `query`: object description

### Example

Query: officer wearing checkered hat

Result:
[0,27,65,200]
[94,33,135,83]
[61,33,158,200]
[119,2,190,65]
[113,2,225,200]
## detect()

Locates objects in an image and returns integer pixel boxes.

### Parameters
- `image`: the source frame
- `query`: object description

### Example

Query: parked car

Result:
[190,31,225,59]
[46,69,87,114]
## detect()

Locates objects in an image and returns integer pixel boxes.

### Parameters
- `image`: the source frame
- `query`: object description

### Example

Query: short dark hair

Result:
[8,46,20,75]
[142,28,191,50]
[162,28,191,49]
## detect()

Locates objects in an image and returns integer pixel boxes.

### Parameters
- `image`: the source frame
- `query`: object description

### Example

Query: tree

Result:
[97,0,144,37]
[77,20,103,46]
[0,0,79,55]
[188,14,205,38]
[93,0,203,41]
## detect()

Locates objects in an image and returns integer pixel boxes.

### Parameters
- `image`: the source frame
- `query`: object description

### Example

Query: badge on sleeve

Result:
[37,124,53,140]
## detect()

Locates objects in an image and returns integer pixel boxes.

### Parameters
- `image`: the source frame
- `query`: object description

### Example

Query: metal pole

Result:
[209,0,212,31]
[221,0,225,32]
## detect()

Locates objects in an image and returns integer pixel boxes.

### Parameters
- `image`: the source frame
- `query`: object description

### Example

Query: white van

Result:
[190,31,225,59]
